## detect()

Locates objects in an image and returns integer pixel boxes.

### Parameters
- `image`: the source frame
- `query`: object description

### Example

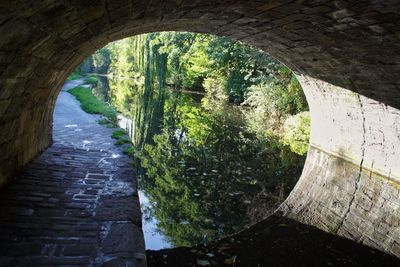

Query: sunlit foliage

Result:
[80,31,312,247]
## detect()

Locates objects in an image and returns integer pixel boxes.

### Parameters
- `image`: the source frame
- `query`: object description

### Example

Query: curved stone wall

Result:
[0,0,399,256]
[280,76,400,256]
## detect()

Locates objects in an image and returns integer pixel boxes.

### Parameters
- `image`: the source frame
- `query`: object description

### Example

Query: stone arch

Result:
[1,0,400,256]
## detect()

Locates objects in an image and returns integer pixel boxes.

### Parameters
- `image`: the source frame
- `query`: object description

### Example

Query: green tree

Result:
[82,31,311,246]
[92,47,111,74]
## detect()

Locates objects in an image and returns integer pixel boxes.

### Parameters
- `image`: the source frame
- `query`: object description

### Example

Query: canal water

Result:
[94,75,305,249]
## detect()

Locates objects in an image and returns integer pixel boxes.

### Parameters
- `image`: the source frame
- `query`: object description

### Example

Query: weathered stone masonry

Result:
[281,76,400,256]
[0,0,399,257]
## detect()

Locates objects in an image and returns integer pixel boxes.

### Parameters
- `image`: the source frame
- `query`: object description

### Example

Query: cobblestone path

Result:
[0,80,146,267]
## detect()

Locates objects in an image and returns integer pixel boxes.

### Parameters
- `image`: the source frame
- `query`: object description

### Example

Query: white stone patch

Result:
[104,181,136,196]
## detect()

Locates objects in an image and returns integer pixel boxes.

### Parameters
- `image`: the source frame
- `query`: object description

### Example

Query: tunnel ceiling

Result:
[0,0,399,108]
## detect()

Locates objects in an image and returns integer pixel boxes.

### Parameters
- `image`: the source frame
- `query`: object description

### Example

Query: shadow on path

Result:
[147,214,400,266]
[0,79,146,267]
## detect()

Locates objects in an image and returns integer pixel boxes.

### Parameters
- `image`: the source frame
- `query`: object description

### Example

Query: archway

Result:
[0,0,400,257]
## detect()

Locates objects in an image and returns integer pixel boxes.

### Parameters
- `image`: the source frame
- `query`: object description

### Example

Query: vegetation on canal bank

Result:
[67,72,81,81]
[111,129,126,139]
[68,86,117,124]
[72,31,311,247]
[84,32,310,157]
[84,75,99,85]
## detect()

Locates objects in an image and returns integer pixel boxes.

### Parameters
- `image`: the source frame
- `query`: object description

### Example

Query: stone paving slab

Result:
[0,81,146,266]
[0,145,145,267]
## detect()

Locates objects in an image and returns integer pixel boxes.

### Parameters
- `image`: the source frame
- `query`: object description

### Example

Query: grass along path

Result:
[67,84,135,154]
[68,86,117,124]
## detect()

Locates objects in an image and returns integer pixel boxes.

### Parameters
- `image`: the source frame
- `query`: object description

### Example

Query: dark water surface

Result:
[95,75,305,249]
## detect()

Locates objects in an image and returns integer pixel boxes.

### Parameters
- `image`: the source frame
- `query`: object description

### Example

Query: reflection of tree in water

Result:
[103,72,305,247]
[106,34,168,151]
[91,32,308,247]
[92,76,110,102]
[137,90,305,247]
[133,39,167,151]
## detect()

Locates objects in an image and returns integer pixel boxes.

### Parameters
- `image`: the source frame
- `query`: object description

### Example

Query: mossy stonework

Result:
[0,0,399,257]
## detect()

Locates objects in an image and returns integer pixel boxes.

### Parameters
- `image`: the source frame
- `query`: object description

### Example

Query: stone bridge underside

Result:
[0,0,399,257]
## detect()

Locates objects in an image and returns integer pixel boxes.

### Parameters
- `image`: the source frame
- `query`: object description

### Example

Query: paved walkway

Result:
[0,80,146,266]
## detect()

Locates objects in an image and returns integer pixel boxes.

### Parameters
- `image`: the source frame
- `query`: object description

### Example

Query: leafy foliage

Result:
[74,31,312,247]
[91,32,309,154]
[92,48,111,74]
[283,111,310,155]
[137,91,305,246]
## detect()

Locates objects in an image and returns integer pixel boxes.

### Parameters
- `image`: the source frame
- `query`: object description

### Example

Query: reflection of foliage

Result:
[85,31,311,247]
[92,76,110,102]
[138,93,305,247]
[90,31,309,156]
[107,34,168,151]
[109,77,139,116]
